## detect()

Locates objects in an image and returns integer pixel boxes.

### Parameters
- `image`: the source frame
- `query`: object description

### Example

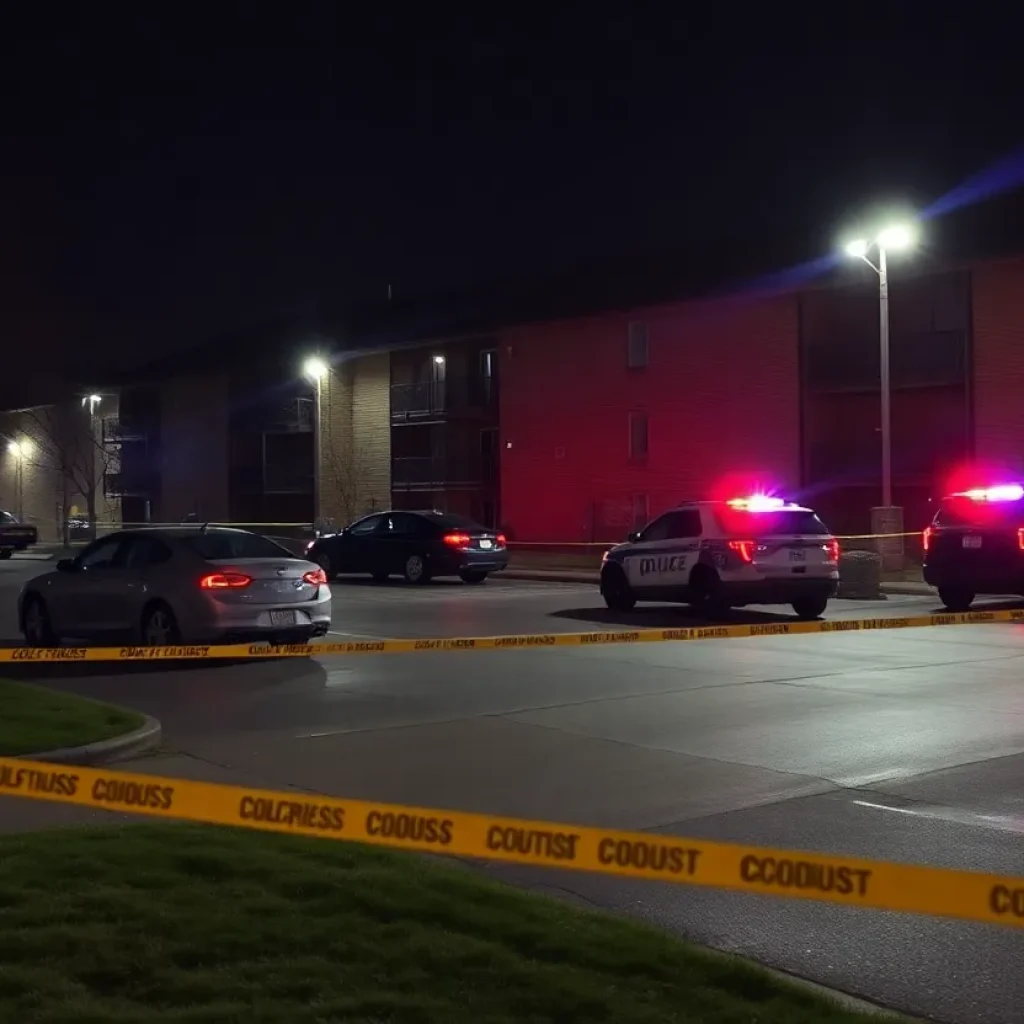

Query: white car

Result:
[599,496,840,619]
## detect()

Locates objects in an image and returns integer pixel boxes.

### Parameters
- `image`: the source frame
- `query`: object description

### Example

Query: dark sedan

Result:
[306,510,508,584]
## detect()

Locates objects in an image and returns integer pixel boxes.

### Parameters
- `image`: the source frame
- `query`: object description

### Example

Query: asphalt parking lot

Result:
[3,557,1024,1022]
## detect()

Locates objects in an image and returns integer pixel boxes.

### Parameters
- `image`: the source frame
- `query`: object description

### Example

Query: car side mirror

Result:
[627,531,641,543]
[56,558,76,573]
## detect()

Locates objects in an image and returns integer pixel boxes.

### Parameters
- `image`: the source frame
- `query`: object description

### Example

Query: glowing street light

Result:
[7,438,30,458]
[843,221,917,509]
[303,356,329,382]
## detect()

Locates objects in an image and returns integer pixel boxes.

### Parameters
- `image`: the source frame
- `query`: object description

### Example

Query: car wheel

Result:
[22,595,57,647]
[791,596,829,620]
[938,586,975,612]
[315,550,335,581]
[403,554,430,585]
[688,566,730,617]
[0,549,12,560]
[601,566,636,611]
[459,571,488,584]
[140,603,182,646]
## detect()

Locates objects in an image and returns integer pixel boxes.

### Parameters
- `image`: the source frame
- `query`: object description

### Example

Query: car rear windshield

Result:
[713,509,831,536]
[935,498,1024,528]
[0,511,15,524]
[420,512,487,532]
[183,532,294,561]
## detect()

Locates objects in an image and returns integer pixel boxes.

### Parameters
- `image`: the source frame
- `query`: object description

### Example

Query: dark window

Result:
[184,531,294,560]
[349,514,385,536]
[77,536,124,570]
[639,509,701,542]
[628,412,648,459]
[123,536,174,569]
[383,513,425,536]
[419,511,487,531]
[713,508,831,536]
[627,322,649,368]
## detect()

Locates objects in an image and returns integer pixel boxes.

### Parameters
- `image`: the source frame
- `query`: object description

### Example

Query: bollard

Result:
[837,550,883,600]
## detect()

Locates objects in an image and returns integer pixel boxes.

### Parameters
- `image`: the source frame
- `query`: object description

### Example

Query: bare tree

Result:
[22,401,117,546]
[318,442,382,534]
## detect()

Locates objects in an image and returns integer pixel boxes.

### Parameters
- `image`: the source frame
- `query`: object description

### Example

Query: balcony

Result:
[232,464,314,495]
[392,457,485,489]
[390,376,495,423]
[263,397,314,433]
[102,417,151,443]
[105,471,157,498]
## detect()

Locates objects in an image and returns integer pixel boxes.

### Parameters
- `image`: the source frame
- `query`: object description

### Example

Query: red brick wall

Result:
[973,257,1024,474]
[499,296,800,541]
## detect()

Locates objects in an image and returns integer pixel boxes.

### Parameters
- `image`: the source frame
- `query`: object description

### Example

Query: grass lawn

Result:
[0,679,144,756]
[0,823,895,1023]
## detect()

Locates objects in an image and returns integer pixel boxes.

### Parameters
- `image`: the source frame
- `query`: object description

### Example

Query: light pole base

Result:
[870,506,905,573]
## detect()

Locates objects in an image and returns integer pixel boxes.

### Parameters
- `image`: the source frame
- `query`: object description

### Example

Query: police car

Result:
[922,483,1024,611]
[600,496,840,619]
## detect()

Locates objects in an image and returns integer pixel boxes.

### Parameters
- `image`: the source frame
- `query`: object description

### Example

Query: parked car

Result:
[0,510,38,560]
[19,526,331,646]
[306,510,508,584]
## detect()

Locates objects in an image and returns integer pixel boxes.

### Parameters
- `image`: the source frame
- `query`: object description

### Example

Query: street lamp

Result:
[844,222,916,509]
[6,438,30,519]
[302,356,330,524]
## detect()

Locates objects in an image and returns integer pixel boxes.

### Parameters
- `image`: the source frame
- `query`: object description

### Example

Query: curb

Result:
[17,715,162,766]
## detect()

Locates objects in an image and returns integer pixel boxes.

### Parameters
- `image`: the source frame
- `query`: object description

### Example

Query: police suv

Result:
[922,483,1024,611]
[600,496,840,619]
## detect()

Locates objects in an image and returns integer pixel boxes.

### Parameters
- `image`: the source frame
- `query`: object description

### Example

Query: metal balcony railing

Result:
[390,377,495,421]
[392,457,483,488]
[104,471,157,498]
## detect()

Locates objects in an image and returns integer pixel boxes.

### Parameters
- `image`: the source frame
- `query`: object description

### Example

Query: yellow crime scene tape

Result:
[1,608,1022,663]
[2,755,1023,928]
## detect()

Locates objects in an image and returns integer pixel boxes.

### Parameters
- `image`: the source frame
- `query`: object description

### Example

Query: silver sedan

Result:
[18,527,332,647]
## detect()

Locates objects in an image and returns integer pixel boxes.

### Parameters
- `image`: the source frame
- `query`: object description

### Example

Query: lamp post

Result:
[302,357,329,525]
[844,224,915,508]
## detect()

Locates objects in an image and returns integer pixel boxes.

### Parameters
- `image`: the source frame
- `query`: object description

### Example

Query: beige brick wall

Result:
[318,352,391,526]
[0,396,122,542]
[158,373,230,522]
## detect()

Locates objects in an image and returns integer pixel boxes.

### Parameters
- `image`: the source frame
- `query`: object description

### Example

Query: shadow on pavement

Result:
[330,576,477,590]
[549,605,798,629]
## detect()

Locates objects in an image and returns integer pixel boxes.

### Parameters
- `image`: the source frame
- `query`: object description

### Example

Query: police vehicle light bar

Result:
[951,484,1024,503]
[726,495,786,511]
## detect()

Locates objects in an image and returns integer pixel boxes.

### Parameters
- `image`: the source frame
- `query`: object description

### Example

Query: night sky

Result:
[2,6,1022,388]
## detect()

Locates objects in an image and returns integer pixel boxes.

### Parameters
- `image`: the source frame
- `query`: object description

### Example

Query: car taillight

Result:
[496,533,507,547]
[728,539,756,563]
[1018,528,1024,552]
[444,532,471,548]
[923,526,934,553]
[825,539,840,562]
[303,568,328,586]
[199,572,252,590]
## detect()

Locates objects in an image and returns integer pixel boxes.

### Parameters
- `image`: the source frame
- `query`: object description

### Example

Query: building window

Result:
[628,411,648,460]
[627,322,649,368]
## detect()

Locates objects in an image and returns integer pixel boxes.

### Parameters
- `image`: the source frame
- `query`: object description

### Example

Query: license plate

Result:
[788,549,806,562]
[270,610,296,626]
[963,536,983,549]
[479,539,493,549]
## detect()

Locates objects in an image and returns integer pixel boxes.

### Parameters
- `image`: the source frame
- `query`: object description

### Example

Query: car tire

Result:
[459,571,488,584]
[140,603,182,646]
[601,566,636,611]
[22,594,57,647]
[371,571,390,583]
[791,596,829,620]
[403,554,430,585]
[0,549,12,560]
[688,566,730,617]
[938,586,975,612]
